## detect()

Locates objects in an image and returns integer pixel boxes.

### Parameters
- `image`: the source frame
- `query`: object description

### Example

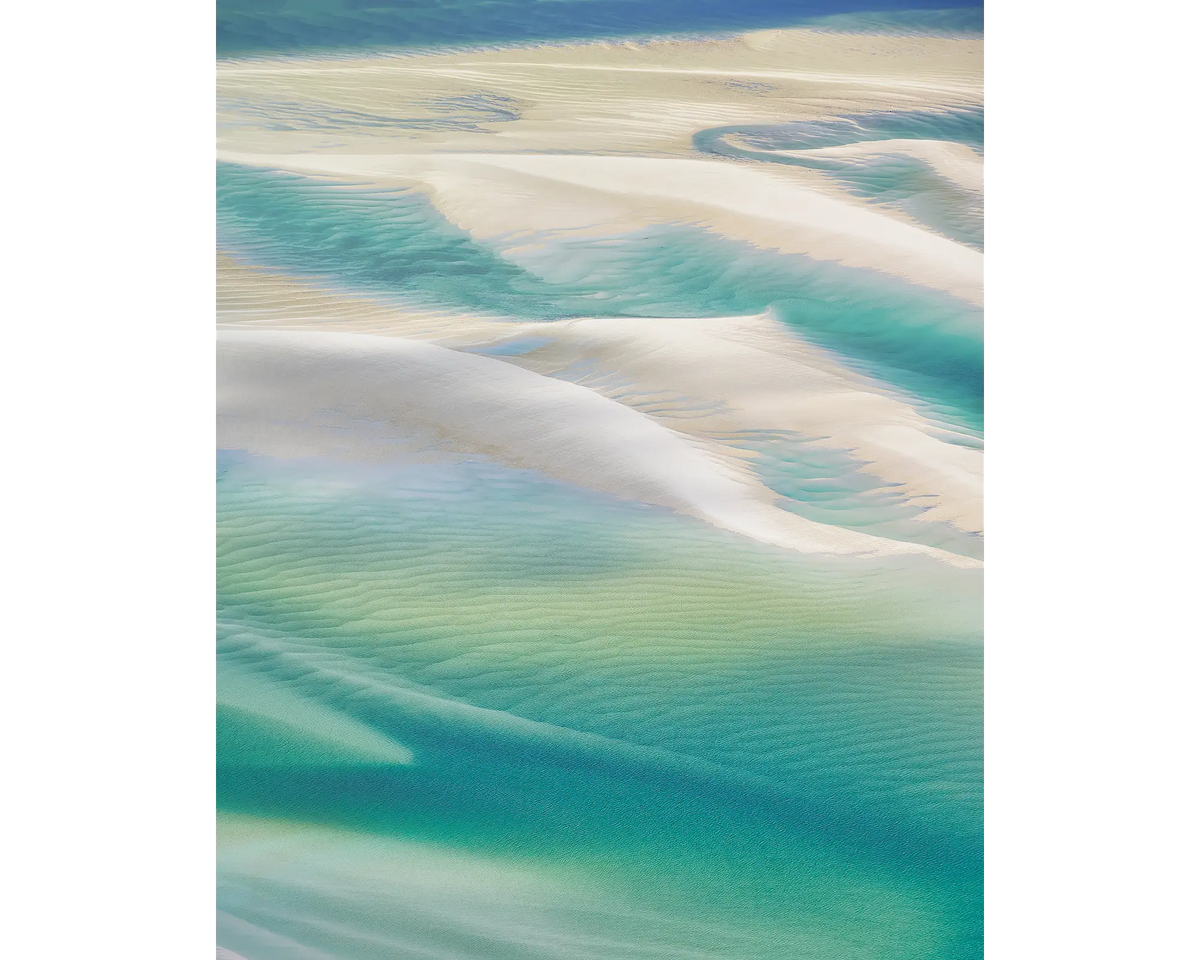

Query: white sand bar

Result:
[218,328,979,567]
[217,256,982,537]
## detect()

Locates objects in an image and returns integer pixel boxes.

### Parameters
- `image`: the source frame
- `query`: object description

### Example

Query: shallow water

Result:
[218,452,981,959]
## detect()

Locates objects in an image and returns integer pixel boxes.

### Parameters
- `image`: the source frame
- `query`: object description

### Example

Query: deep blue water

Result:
[218,0,983,57]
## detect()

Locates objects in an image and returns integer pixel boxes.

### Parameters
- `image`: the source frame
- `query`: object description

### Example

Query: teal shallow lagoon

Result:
[218,451,981,958]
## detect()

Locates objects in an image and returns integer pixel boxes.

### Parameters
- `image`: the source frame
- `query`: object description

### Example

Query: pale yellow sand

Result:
[218,28,982,158]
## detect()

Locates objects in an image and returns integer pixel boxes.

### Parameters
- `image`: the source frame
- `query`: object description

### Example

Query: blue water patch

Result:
[218,1,984,57]
[803,6,983,33]
[218,162,982,426]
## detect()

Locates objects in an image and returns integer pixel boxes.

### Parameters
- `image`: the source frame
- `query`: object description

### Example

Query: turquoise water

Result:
[217,451,981,959]
[217,162,982,427]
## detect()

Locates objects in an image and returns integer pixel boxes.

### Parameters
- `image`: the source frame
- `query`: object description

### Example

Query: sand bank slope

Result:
[216,255,981,537]
[218,327,978,566]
